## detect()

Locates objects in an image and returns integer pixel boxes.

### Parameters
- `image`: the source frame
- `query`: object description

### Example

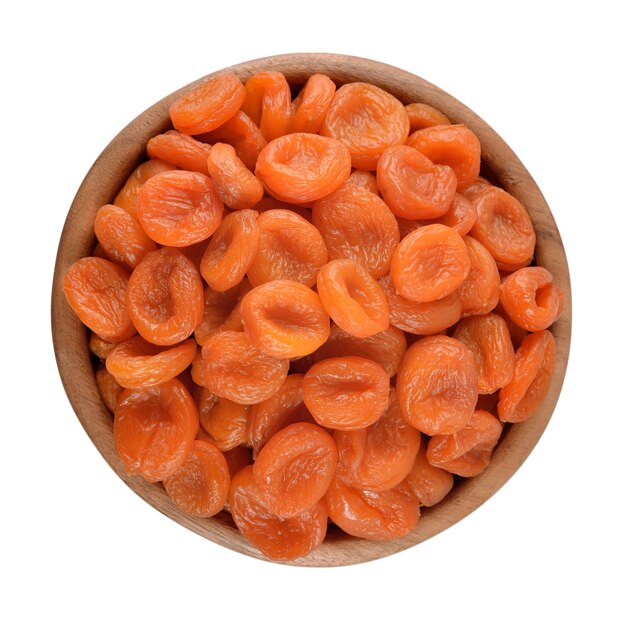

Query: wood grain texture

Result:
[51,53,571,567]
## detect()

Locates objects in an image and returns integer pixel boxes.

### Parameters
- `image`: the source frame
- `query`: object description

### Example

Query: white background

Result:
[1,1,624,624]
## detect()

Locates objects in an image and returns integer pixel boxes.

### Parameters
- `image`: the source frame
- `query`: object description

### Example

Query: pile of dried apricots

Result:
[62,70,564,561]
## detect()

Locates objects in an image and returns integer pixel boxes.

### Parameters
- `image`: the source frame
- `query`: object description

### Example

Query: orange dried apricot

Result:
[247,209,327,287]
[397,335,478,435]
[114,378,199,482]
[498,329,556,423]
[163,440,230,517]
[106,336,196,389]
[302,356,389,430]
[420,193,477,235]
[335,389,421,492]
[96,364,123,413]
[404,445,454,507]
[206,143,264,210]
[126,247,204,346]
[316,259,389,338]
[405,102,451,131]
[241,71,292,141]
[321,82,410,170]
[390,224,471,303]
[500,267,563,332]
[199,209,259,291]
[325,474,419,540]
[230,465,327,561]
[240,280,330,358]
[253,422,337,518]
[200,330,289,404]
[458,235,500,316]
[346,169,379,195]
[377,145,457,219]
[169,72,245,135]
[453,313,515,394]
[427,410,503,477]
[89,332,116,360]
[291,74,336,134]
[62,257,135,342]
[407,124,481,191]
[196,388,250,451]
[136,170,224,246]
[94,204,157,270]
[146,130,212,174]
[255,133,351,203]
[312,183,400,279]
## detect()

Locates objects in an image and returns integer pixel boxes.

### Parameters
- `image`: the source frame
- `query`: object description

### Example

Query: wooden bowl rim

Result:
[51,52,572,567]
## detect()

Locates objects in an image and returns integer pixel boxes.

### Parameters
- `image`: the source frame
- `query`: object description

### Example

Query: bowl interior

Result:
[51,53,571,566]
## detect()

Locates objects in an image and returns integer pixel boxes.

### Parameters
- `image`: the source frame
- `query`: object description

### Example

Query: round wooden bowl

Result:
[51,53,571,567]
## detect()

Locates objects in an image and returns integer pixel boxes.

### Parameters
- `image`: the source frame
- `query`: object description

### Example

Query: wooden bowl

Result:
[51,53,571,567]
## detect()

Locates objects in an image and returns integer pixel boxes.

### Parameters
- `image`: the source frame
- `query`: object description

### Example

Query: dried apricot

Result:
[254,422,337,517]
[312,184,400,279]
[377,145,457,219]
[94,204,157,270]
[427,410,502,477]
[453,313,515,394]
[196,388,250,451]
[89,333,116,360]
[163,440,230,517]
[321,82,410,170]
[316,259,389,338]
[62,257,135,342]
[500,267,563,332]
[255,133,351,203]
[200,330,289,404]
[206,143,264,210]
[126,248,204,346]
[420,193,477,235]
[114,378,199,482]
[136,170,224,246]
[114,159,176,217]
[390,224,471,303]
[498,329,556,423]
[403,445,454,507]
[335,389,421,492]
[405,102,451,131]
[230,465,327,560]
[146,130,212,174]
[325,474,419,540]
[458,235,500,316]
[407,124,481,191]
[246,209,327,287]
[199,209,259,292]
[240,280,329,359]
[302,356,389,430]
[169,72,245,135]
[291,74,336,134]
[106,336,196,389]
[242,71,292,141]
[346,169,379,195]
[379,275,463,335]
[397,335,478,435]
[96,364,122,413]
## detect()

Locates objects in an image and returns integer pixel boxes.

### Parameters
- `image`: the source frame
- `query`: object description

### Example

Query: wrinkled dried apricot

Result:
[408,124,481,191]
[453,313,515,394]
[163,440,230,517]
[458,235,500,316]
[403,445,454,507]
[377,145,457,219]
[200,330,289,404]
[397,335,478,435]
[146,130,212,174]
[169,72,246,135]
[254,422,337,518]
[291,74,336,134]
[242,71,292,141]
[246,209,327,287]
[321,82,410,169]
[500,267,563,332]
[200,209,259,291]
[335,389,420,492]
[346,169,379,195]
[498,329,556,423]
[126,247,204,346]
[391,224,471,303]
[240,280,329,359]
[63,257,135,342]
[420,193,477,235]
[106,336,196,389]
[325,474,419,540]
[316,259,389,338]
[230,465,327,561]
[96,364,123,413]
[427,410,502,477]
[405,102,451,131]
[114,378,199,482]
[136,170,224,246]
[90,333,116,359]
[312,183,400,279]
[196,388,250,451]
[302,356,389,430]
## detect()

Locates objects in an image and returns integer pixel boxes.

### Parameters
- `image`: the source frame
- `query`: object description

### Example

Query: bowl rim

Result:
[51,52,572,567]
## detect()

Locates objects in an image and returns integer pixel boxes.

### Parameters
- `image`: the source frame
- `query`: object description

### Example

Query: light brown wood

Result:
[51,53,571,567]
